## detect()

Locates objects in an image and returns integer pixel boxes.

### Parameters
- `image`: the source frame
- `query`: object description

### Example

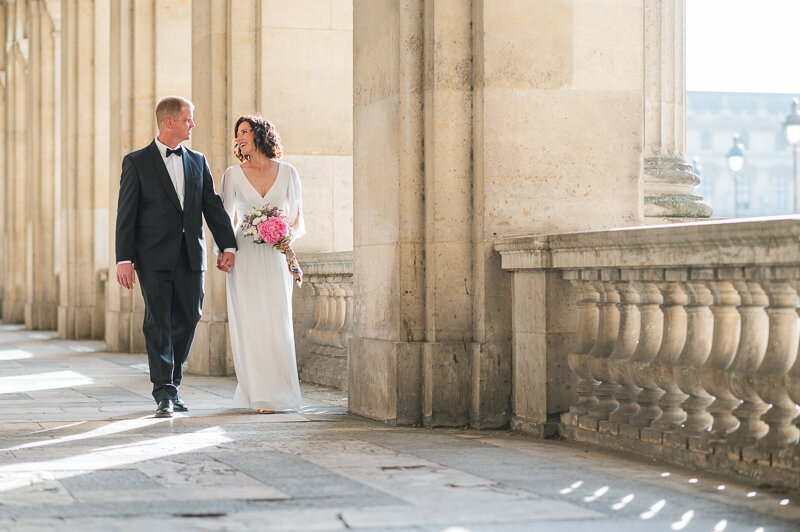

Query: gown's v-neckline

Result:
[238,162,281,200]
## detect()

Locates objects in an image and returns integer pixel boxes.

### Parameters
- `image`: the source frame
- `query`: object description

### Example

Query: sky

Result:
[687,0,800,94]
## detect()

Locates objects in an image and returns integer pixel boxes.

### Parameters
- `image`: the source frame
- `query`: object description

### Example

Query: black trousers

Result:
[137,239,204,403]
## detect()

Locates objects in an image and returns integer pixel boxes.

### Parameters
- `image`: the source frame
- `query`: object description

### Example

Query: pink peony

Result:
[258,216,288,244]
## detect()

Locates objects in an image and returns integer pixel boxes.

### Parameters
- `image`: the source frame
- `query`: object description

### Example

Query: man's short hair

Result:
[156,96,194,127]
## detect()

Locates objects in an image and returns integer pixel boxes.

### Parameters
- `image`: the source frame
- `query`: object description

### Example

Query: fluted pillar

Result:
[2,0,28,324]
[58,0,109,339]
[642,0,711,222]
[25,1,60,330]
[0,2,5,317]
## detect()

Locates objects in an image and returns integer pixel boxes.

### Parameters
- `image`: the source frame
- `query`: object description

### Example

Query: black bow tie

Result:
[166,147,183,157]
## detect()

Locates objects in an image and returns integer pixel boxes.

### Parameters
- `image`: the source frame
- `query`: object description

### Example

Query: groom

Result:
[115,96,237,418]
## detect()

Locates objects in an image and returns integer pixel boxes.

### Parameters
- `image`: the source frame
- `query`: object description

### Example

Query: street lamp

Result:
[782,97,800,213]
[727,134,745,217]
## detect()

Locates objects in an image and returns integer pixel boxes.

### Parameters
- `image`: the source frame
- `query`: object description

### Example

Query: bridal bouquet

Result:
[241,205,303,287]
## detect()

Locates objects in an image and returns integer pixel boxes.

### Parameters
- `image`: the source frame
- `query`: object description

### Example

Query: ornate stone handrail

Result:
[497,216,800,488]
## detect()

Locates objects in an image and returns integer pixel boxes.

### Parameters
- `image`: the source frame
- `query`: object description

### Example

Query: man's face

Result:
[170,106,195,142]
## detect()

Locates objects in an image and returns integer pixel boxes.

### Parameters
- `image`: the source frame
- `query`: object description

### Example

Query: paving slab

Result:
[0,322,798,531]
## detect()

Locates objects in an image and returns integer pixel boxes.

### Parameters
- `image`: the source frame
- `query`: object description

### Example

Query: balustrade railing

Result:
[497,217,800,487]
[294,251,353,390]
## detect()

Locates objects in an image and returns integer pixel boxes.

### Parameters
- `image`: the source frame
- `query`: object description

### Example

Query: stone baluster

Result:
[629,281,665,427]
[650,281,689,430]
[701,279,743,438]
[787,278,800,451]
[587,279,621,421]
[755,279,800,450]
[674,280,715,435]
[607,279,643,425]
[566,278,600,418]
[312,282,331,332]
[726,281,770,446]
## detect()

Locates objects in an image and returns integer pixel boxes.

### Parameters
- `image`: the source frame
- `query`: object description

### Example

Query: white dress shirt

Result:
[155,136,186,208]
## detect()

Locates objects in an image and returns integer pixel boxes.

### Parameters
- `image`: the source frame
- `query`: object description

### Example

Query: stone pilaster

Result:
[58,0,109,339]
[421,1,475,427]
[0,2,5,317]
[642,0,711,222]
[189,0,238,376]
[3,0,28,324]
[350,0,426,425]
[25,1,60,330]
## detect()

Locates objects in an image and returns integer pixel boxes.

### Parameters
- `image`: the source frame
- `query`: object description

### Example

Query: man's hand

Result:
[117,263,136,290]
[217,251,235,273]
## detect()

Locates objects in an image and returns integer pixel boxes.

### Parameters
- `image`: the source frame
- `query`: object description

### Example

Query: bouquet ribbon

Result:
[277,236,303,287]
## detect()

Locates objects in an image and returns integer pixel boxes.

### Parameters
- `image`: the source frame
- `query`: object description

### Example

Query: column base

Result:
[187,319,233,377]
[104,309,146,353]
[643,155,713,221]
[423,342,473,427]
[349,337,422,425]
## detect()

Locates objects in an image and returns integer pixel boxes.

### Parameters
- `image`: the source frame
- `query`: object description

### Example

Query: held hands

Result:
[216,251,235,273]
[116,263,136,290]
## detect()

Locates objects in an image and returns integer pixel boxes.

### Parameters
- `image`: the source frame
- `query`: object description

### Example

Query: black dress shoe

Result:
[173,395,188,412]
[155,399,174,418]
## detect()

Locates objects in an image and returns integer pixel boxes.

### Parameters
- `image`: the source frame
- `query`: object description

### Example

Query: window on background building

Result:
[701,131,712,150]
[701,175,714,207]
[773,174,788,212]
[737,174,751,212]
[776,131,787,151]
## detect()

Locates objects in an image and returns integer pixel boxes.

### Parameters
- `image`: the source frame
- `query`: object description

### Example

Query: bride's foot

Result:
[257,409,275,414]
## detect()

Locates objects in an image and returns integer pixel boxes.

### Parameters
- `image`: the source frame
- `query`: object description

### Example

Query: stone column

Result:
[105,0,191,353]
[2,0,28,324]
[24,1,60,330]
[642,0,711,222]
[0,1,5,317]
[190,0,238,376]
[58,0,109,339]
[421,1,474,427]
[350,0,426,425]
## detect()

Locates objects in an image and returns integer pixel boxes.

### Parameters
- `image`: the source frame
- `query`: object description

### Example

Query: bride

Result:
[217,115,304,413]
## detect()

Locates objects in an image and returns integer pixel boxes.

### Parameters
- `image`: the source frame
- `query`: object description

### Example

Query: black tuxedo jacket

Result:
[115,141,237,271]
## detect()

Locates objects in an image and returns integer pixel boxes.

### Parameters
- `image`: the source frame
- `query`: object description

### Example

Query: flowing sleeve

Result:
[285,164,305,240]
[214,166,237,254]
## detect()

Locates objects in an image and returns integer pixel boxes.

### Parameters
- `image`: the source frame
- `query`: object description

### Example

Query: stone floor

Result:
[0,323,798,531]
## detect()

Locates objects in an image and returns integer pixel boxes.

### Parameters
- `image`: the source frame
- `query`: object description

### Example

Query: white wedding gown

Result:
[220,162,304,411]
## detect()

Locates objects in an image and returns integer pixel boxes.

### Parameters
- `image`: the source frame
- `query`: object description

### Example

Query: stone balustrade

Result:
[293,252,353,391]
[496,216,800,488]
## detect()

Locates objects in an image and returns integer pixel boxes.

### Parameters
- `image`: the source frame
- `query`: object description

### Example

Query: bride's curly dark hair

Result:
[233,115,283,161]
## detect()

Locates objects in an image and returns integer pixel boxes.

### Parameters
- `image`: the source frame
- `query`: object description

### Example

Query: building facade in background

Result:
[688,91,798,217]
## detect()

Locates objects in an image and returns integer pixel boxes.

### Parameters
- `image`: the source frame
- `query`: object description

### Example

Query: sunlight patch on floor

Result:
[0,370,93,394]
